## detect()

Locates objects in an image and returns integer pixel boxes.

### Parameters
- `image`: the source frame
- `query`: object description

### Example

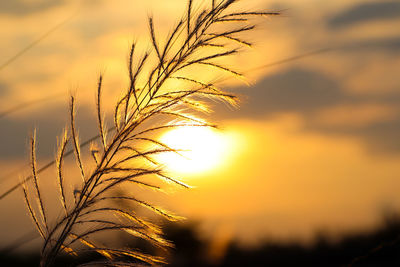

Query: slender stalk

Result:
[19,1,279,266]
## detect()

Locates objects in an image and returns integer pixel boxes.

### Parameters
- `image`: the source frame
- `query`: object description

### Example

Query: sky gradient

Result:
[0,0,400,251]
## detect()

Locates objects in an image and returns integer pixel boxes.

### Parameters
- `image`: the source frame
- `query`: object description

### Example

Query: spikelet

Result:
[18,1,279,266]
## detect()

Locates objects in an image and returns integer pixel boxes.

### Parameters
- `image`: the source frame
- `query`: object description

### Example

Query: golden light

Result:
[157,126,231,174]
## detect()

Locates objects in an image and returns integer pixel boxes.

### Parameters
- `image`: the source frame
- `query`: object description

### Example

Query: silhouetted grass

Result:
[19,1,279,266]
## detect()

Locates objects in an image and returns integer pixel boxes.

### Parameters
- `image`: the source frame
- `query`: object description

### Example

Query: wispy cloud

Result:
[328,1,400,28]
[0,0,66,16]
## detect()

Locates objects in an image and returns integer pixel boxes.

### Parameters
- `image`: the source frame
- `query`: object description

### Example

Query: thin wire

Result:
[247,47,335,72]
[0,48,335,120]
[0,46,337,201]
[0,93,63,120]
[0,13,77,72]
[0,39,343,256]
[0,231,39,254]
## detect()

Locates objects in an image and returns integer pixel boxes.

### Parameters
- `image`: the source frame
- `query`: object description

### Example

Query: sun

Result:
[157,126,230,174]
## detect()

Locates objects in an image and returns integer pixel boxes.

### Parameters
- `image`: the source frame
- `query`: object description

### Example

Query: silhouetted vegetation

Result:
[163,214,400,266]
[10,1,279,265]
[3,213,400,266]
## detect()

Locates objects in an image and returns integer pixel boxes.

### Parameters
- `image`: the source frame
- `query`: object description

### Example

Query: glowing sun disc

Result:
[157,126,229,174]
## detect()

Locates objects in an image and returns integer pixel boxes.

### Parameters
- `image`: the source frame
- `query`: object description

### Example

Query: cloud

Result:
[344,37,400,53]
[70,16,130,41]
[216,67,400,154]
[359,120,400,154]
[0,82,8,96]
[0,0,65,16]
[218,68,344,118]
[328,1,400,28]
[0,104,97,159]
[310,115,400,155]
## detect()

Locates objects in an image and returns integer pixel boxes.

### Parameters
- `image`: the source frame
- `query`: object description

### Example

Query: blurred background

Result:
[1,0,400,265]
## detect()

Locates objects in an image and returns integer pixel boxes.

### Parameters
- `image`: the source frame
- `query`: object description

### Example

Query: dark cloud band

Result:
[328,1,400,28]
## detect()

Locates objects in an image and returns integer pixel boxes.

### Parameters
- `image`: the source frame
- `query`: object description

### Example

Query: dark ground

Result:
[2,214,400,266]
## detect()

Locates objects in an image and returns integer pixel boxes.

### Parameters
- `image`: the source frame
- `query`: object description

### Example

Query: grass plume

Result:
[20,1,279,266]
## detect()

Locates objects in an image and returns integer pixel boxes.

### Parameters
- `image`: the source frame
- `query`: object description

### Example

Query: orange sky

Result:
[1,0,400,251]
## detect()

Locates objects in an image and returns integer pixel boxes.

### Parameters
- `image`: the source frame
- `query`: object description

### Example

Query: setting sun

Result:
[157,126,231,174]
